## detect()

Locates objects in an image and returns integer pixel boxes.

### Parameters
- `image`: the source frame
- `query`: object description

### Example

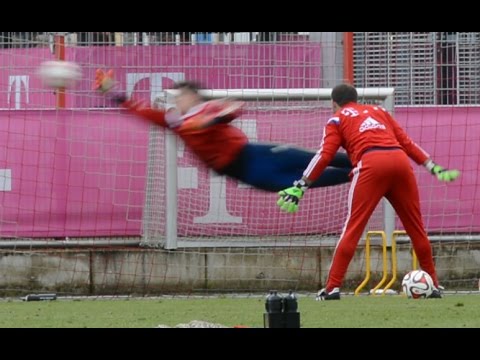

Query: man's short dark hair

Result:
[173,81,202,94]
[331,84,358,107]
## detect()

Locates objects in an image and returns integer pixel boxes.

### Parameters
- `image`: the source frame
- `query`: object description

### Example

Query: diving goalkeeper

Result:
[277,84,460,300]
[94,70,353,192]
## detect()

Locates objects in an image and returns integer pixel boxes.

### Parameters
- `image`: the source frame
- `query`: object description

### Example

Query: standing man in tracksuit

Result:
[277,84,460,300]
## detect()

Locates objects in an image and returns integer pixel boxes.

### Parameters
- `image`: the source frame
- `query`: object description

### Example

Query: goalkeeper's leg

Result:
[268,145,352,189]
[268,145,351,170]
[324,161,388,291]
[223,143,352,192]
[327,151,352,169]
[385,156,440,287]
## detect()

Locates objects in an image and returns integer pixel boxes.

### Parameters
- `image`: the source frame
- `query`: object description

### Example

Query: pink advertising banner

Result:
[0,107,478,238]
[0,110,149,237]
[0,48,58,109]
[66,44,323,109]
[395,107,480,233]
[0,46,477,238]
[0,45,322,110]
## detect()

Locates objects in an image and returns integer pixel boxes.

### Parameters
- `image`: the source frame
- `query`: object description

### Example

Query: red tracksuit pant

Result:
[325,149,439,290]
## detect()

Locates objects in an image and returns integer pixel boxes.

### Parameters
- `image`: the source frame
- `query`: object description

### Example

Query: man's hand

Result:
[94,69,115,93]
[277,180,308,213]
[431,164,460,182]
[425,159,460,182]
[203,100,245,124]
[182,100,245,131]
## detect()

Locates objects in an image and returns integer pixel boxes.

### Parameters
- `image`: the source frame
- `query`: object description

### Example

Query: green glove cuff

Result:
[424,159,439,173]
[293,179,309,193]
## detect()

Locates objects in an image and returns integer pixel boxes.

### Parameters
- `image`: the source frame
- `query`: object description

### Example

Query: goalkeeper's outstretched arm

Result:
[94,69,168,127]
[195,99,244,128]
[94,70,244,130]
[385,110,460,182]
[178,99,244,131]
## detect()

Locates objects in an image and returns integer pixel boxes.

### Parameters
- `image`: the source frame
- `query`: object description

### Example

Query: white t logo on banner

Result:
[0,169,12,191]
[194,119,257,224]
[126,72,183,104]
[7,75,29,109]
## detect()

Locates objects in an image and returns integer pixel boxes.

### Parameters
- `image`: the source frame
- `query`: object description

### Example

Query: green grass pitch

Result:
[1,295,479,328]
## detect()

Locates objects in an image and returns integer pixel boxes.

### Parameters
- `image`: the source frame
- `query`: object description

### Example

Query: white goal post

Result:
[142,88,396,250]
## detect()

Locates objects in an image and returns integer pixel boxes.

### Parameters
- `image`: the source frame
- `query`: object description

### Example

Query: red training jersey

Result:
[122,99,248,171]
[304,102,430,182]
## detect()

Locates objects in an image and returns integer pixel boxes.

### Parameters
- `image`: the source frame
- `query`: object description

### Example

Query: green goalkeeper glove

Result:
[425,160,460,182]
[277,180,309,213]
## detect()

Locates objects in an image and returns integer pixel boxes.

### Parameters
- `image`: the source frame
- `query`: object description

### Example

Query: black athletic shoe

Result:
[316,287,341,301]
[428,285,444,299]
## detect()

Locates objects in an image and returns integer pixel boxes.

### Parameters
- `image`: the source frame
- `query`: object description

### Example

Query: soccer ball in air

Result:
[402,270,434,299]
[38,60,82,88]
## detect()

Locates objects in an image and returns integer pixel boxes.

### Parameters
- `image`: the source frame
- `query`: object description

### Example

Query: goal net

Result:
[142,88,395,250]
